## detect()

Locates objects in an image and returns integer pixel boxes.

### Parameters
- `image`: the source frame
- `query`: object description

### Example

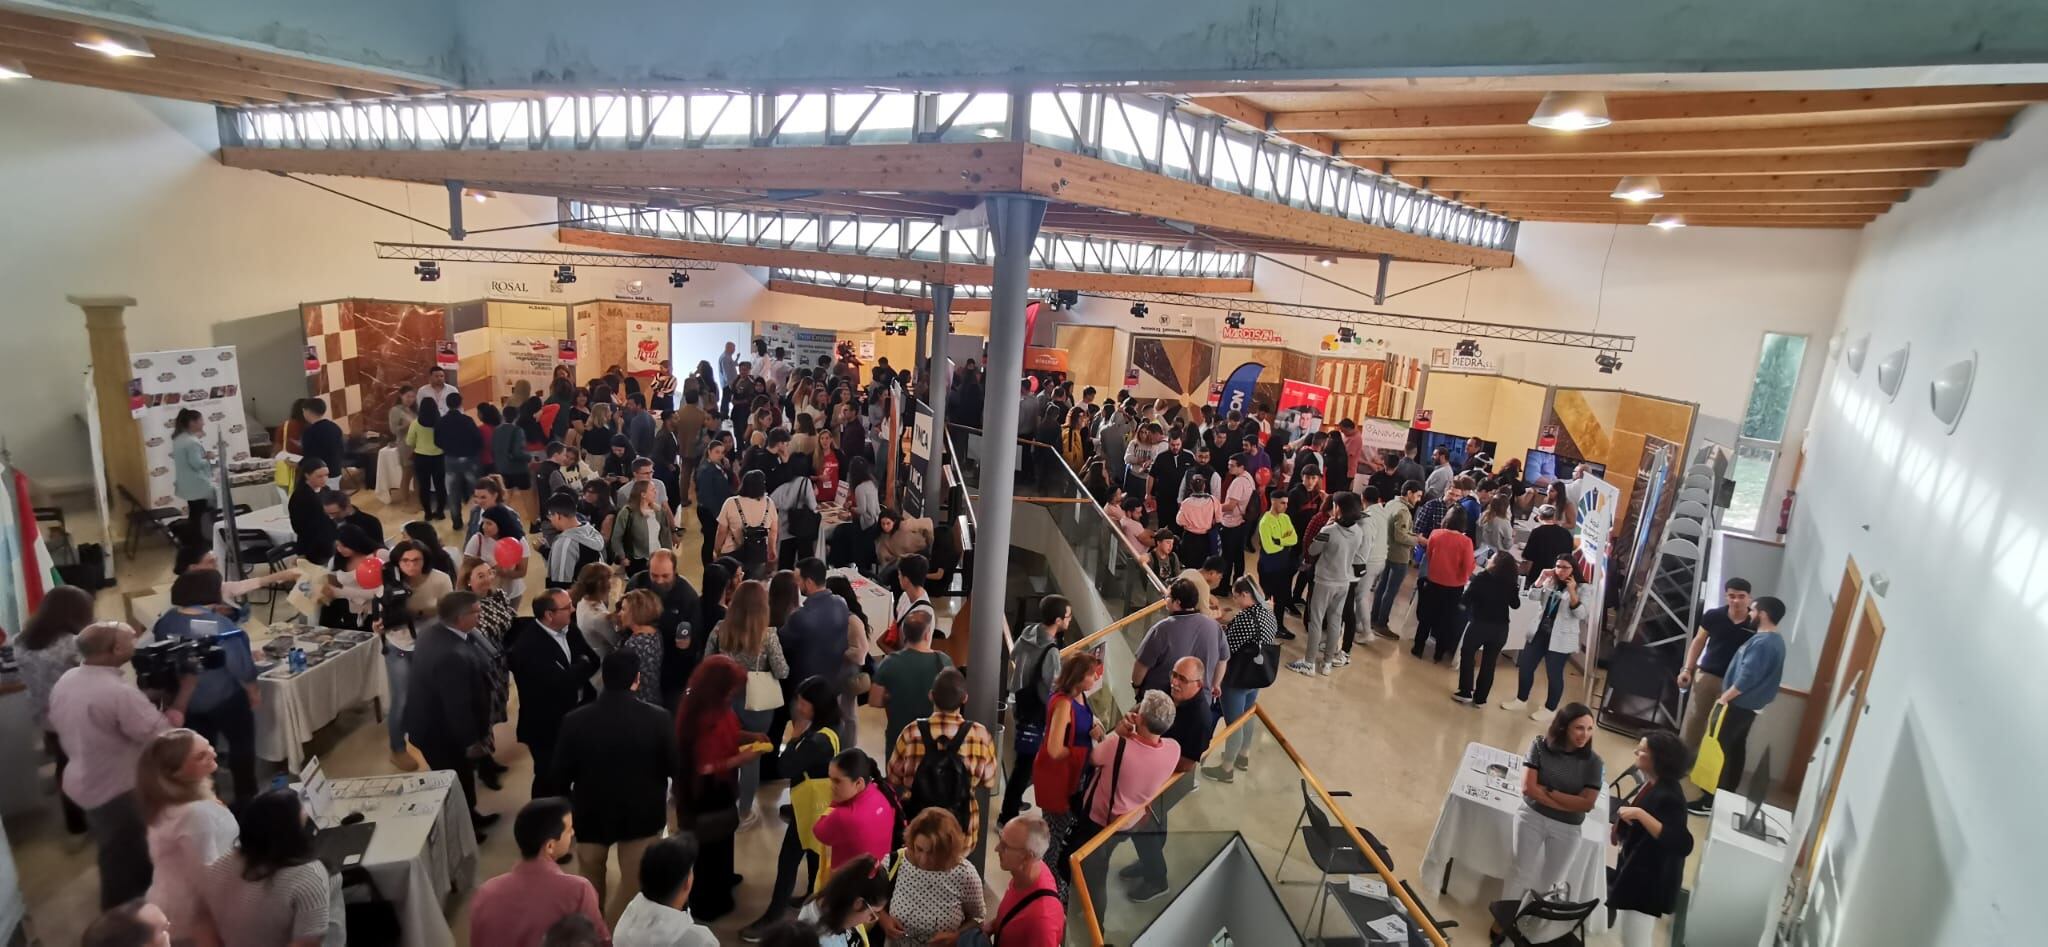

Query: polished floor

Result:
[10,490,1679,945]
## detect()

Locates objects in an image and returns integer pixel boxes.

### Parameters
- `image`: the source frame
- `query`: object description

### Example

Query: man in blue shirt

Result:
[156,569,259,803]
[1692,595,1787,814]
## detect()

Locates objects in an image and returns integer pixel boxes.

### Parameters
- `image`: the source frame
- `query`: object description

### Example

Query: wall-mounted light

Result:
[74,29,154,58]
[1528,92,1611,131]
[1843,334,1870,375]
[1929,352,1976,434]
[1314,256,1336,267]
[668,269,691,288]
[1875,344,1910,401]
[0,58,30,80]
[1867,572,1891,597]
[1611,176,1663,202]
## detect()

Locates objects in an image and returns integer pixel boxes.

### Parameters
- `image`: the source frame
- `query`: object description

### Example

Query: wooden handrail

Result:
[1059,599,1168,659]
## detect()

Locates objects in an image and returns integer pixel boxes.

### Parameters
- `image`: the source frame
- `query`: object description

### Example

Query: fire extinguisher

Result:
[1776,489,1796,537]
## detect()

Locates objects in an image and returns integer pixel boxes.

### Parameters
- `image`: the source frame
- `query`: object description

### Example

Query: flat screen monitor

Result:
[1410,431,1495,471]
[1526,449,1606,485]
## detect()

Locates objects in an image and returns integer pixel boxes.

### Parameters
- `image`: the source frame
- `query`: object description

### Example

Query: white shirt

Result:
[612,894,718,947]
[540,621,574,663]
[147,800,240,938]
[416,383,456,416]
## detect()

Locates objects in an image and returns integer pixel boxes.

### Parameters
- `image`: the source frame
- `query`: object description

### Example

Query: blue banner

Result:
[1215,361,1263,417]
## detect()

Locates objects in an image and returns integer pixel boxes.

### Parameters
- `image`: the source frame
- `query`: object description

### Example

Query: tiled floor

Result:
[10,492,1678,945]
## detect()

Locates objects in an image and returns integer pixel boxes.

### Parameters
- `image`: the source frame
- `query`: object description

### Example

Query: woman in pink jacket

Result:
[811,748,899,872]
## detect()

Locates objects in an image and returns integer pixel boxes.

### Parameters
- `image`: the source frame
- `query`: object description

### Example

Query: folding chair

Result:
[1487,894,1601,946]
[1276,779,1394,935]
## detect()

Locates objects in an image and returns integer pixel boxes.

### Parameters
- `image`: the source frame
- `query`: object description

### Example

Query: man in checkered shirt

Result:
[887,667,999,840]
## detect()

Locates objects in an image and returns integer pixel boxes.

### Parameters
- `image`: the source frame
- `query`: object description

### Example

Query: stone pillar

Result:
[72,295,149,530]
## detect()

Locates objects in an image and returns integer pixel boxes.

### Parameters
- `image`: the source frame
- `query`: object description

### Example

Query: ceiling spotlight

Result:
[975,127,1005,139]
[465,188,497,204]
[1225,312,1246,329]
[553,264,577,285]
[1649,214,1686,231]
[1314,256,1336,268]
[1595,351,1624,374]
[1129,302,1149,319]
[668,269,691,288]
[0,58,30,80]
[413,260,441,283]
[1528,92,1611,131]
[1337,327,1356,344]
[1454,339,1482,358]
[1611,176,1663,202]
[74,29,154,59]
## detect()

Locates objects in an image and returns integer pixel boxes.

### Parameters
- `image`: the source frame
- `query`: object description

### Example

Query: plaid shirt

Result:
[1414,497,1454,539]
[887,709,1000,838]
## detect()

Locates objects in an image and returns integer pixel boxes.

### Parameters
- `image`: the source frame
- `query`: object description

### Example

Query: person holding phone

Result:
[1501,556,1592,721]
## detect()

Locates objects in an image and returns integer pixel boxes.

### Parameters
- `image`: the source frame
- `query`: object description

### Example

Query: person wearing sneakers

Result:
[1371,481,1422,639]
[1501,556,1592,720]
[1204,578,1277,782]
[1451,551,1520,706]
[1341,485,1390,660]
[1297,492,1369,676]
[1690,596,1787,816]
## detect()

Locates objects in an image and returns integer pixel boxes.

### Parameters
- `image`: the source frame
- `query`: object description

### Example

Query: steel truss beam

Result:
[373,242,718,270]
[220,88,1511,254]
[769,267,992,302]
[1077,290,1637,353]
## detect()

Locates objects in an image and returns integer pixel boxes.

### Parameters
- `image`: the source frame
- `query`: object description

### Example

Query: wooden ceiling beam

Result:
[9,58,286,104]
[0,8,434,96]
[559,227,1256,294]
[1398,172,1934,193]
[0,27,364,100]
[1185,96,1337,154]
[1020,144,1511,268]
[1451,190,1910,206]
[1386,149,1971,178]
[1271,85,2048,133]
[1518,213,1874,227]
[1481,201,1894,216]
[1340,116,2012,159]
[763,280,995,312]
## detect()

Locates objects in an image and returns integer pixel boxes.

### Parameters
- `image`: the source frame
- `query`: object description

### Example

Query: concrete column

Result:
[922,286,954,522]
[912,309,930,393]
[72,295,149,533]
[965,195,1044,727]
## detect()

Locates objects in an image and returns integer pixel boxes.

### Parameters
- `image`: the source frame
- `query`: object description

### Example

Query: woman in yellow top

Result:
[1060,406,1090,470]
[408,397,447,519]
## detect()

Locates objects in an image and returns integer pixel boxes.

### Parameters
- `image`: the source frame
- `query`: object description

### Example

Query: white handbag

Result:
[744,668,785,711]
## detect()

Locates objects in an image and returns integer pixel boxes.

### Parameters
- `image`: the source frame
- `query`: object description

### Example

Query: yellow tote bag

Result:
[1690,706,1726,791]
[792,727,843,874]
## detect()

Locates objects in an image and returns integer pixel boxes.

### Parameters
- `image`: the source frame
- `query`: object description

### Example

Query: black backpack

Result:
[735,500,772,575]
[906,720,974,833]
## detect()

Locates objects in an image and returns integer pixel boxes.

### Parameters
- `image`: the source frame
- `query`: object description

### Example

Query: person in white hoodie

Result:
[534,494,606,590]
[1295,492,1370,676]
[1338,485,1391,664]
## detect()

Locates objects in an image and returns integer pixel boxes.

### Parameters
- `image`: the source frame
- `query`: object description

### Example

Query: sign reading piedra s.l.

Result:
[1429,347,1499,374]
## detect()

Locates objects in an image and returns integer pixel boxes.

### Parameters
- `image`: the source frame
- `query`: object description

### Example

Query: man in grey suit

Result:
[406,592,499,835]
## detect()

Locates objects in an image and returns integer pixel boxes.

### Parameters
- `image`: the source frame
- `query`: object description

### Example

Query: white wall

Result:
[0,81,886,489]
[1775,104,2048,947]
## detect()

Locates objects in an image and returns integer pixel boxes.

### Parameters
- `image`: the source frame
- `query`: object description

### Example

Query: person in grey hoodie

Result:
[998,595,1072,824]
[534,494,605,590]
[1296,492,1370,676]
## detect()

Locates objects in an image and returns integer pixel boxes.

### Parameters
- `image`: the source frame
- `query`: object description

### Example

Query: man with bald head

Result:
[50,621,198,907]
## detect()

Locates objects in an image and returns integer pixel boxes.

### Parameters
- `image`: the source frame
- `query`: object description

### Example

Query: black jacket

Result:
[551,691,677,844]
[406,623,492,755]
[1463,567,1523,625]
[628,573,704,699]
[506,618,600,747]
[299,418,346,480]
[288,485,337,566]
[435,411,484,459]
[1521,524,1577,587]
[1609,779,1695,915]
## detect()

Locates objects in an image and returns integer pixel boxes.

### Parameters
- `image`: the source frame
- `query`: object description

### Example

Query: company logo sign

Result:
[1219,325,1286,344]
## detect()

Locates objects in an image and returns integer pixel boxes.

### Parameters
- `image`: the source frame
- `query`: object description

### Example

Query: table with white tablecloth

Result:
[375,445,406,504]
[319,771,479,947]
[256,633,387,769]
[214,502,297,567]
[1418,741,1610,934]
[828,566,897,658]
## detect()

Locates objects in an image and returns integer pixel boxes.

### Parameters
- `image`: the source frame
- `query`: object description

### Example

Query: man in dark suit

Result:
[298,397,346,481]
[507,588,599,797]
[552,651,677,911]
[404,592,499,834]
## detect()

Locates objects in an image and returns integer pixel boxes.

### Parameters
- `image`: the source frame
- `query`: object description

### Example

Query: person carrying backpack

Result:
[716,469,778,579]
[997,596,1071,825]
[887,668,998,840]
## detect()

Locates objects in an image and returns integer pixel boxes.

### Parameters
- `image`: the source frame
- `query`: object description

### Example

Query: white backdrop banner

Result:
[131,346,252,509]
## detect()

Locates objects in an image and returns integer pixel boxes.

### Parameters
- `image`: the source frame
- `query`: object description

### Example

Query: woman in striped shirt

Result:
[1204,577,1278,781]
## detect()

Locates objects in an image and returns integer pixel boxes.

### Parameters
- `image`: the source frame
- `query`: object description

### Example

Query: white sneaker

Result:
[1530,709,1552,722]
[1500,698,1528,711]
[1317,663,1334,676]
[1288,660,1316,676]
[1331,652,1352,667]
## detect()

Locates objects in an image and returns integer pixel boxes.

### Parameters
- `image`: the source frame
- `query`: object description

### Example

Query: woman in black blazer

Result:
[1610,730,1696,946]
[287,459,338,566]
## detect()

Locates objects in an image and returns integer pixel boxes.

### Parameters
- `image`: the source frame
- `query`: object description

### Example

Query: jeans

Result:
[1515,647,1570,710]
[86,792,151,908]
[384,647,413,754]
[444,456,480,527]
[1455,620,1509,702]
[413,453,447,517]
[1508,805,1584,899]
[735,707,774,815]
[1411,582,1464,659]
[1219,687,1260,763]
[186,689,258,804]
[1371,561,1409,627]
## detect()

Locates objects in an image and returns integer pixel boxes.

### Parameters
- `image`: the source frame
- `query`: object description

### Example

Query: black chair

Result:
[1277,779,1395,935]
[1320,878,1461,944]
[118,485,184,556]
[1487,895,1601,947]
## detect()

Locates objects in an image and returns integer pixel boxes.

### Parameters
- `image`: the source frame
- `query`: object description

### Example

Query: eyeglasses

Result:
[1170,672,1202,686]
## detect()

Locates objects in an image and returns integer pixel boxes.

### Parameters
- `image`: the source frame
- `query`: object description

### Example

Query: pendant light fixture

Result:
[1528,92,1611,131]
[1611,176,1664,202]
[1649,214,1686,231]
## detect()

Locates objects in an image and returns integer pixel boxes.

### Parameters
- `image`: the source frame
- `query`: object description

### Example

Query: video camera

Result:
[132,635,226,691]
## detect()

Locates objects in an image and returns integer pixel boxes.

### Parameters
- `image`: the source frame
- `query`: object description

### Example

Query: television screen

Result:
[1525,449,1558,484]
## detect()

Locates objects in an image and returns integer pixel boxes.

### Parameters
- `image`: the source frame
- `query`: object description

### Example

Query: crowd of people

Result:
[38,336,1791,947]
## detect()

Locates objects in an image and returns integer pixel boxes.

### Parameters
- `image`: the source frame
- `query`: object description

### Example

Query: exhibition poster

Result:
[625,319,668,376]
[131,346,253,510]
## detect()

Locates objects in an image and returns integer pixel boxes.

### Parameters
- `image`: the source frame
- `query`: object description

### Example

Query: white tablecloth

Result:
[256,634,387,768]
[321,771,479,947]
[376,445,406,504]
[1418,742,1610,933]
[215,503,297,567]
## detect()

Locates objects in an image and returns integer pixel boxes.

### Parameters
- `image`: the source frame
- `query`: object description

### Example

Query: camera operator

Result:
[150,569,261,803]
[49,620,199,909]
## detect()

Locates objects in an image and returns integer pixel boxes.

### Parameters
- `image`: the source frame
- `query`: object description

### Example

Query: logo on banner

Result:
[490,279,537,297]
[1429,347,1499,373]
[558,339,578,365]
[1538,424,1559,450]
[435,340,459,371]
[1220,325,1286,345]
[304,345,320,376]
[617,279,654,301]
[1215,362,1263,416]
[1414,409,1433,431]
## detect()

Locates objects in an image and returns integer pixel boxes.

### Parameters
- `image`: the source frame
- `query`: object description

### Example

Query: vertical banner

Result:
[82,372,114,570]
[492,336,560,399]
[1570,473,1621,699]
[625,319,668,377]
[130,347,252,511]
[434,340,459,371]
[1214,361,1263,418]
[558,339,578,367]
[1277,378,1331,416]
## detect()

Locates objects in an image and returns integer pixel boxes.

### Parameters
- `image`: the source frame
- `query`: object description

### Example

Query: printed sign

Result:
[616,278,655,301]
[1413,408,1434,431]
[128,378,146,419]
[493,335,559,397]
[1123,367,1140,389]
[1357,418,1410,453]
[1429,347,1499,374]
[558,339,578,365]
[435,340,459,371]
[304,344,321,376]
[1277,378,1331,416]
[858,340,875,360]
[626,319,668,376]
[489,279,538,298]
[1219,325,1286,345]
[130,346,251,509]
[1538,424,1559,450]
[1319,333,1388,358]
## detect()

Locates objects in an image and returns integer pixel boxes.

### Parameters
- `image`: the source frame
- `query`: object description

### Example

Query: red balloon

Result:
[493,536,525,570]
[355,556,385,589]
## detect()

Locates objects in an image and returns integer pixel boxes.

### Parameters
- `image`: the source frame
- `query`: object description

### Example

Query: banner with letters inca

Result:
[131,346,252,509]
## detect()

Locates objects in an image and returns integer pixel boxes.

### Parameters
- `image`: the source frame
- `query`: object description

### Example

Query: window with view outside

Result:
[1727,333,1808,531]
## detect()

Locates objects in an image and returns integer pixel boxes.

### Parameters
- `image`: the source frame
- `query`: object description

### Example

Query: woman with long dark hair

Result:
[1508,703,1605,902]
[18,586,94,833]
[793,852,892,947]
[739,675,848,940]
[673,655,768,922]
[189,789,331,947]
[708,580,787,826]
[408,397,447,518]
[811,748,899,871]
[1453,550,1522,707]
[1611,731,1696,945]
